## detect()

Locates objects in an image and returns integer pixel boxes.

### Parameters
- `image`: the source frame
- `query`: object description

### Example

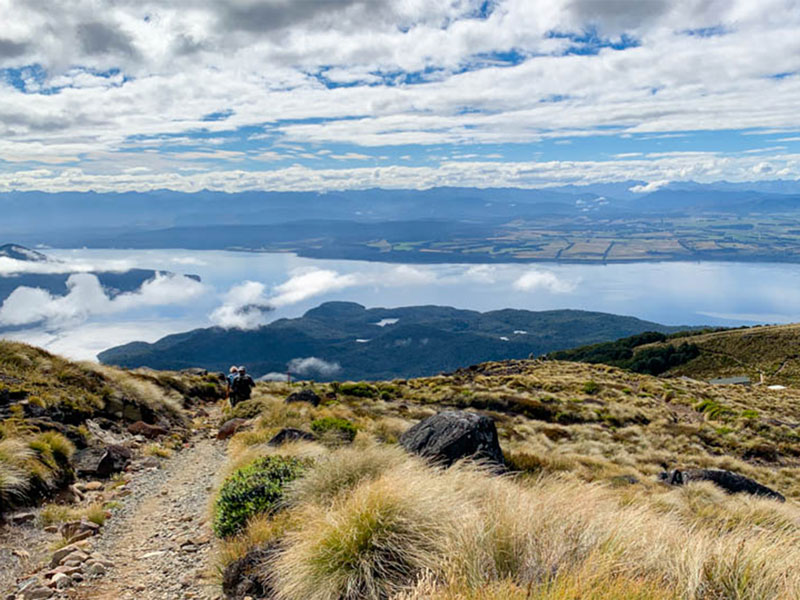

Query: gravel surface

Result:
[66,433,226,600]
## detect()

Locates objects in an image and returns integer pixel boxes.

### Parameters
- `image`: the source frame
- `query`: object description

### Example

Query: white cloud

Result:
[0,272,206,327]
[259,372,290,382]
[209,280,273,329]
[512,270,577,294]
[269,268,359,307]
[629,179,670,193]
[0,255,137,276]
[0,1,798,189]
[287,356,341,377]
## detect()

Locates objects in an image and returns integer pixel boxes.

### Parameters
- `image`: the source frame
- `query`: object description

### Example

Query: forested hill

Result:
[98,301,689,380]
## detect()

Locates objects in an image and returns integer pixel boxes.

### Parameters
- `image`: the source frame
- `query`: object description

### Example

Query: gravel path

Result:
[68,433,226,600]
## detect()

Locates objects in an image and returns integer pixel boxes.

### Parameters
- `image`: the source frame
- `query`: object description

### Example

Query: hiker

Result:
[230,365,255,406]
[225,366,238,403]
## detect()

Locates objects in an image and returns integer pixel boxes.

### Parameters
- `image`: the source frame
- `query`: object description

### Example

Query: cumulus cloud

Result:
[512,270,577,294]
[287,356,342,377]
[0,1,798,189]
[0,272,206,327]
[209,280,273,329]
[270,268,359,307]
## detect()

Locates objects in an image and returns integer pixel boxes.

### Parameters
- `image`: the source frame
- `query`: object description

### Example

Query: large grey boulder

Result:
[660,468,785,502]
[399,410,504,469]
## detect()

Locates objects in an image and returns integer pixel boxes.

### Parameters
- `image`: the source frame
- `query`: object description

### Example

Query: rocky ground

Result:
[3,412,227,600]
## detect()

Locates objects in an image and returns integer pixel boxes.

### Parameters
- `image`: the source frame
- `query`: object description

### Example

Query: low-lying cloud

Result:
[0,255,138,276]
[270,268,359,307]
[513,270,577,294]
[288,356,342,377]
[0,272,206,327]
[209,281,274,329]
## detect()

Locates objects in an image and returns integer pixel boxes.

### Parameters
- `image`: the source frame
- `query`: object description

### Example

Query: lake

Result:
[4,248,800,360]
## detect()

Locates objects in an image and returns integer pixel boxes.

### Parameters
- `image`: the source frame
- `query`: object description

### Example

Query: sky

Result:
[1,0,800,193]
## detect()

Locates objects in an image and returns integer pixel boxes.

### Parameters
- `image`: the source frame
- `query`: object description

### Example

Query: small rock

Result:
[50,573,71,590]
[83,481,104,491]
[50,545,80,568]
[217,418,248,440]
[140,456,160,469]
[66,529,95,544]
[10,512,36,525]
[87,561,107,576]
[127,421,168,439]
[22,586,53,600]
[43,525,59,534]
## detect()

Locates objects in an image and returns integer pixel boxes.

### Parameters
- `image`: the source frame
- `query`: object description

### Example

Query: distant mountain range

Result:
[98,301,691,380]
[4,183,800,264]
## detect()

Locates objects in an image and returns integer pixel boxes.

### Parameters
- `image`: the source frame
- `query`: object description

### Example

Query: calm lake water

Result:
[5,248,800,360]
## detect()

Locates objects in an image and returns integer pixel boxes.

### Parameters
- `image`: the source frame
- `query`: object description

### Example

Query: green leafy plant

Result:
[311,417,358,443]
[213,455,309,538]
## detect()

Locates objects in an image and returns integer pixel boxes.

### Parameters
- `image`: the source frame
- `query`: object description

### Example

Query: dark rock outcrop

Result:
[267,428,316,446]
[127,421,168,439]
[399,410,504,469]
[73,445,132,478]
[285,389,321,407]
[222,544,279,599]
[660,468,785,502]
[217,418,249,440]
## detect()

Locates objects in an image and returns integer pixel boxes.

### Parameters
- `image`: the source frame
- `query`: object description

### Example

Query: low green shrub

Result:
[311,417,358,443]
[336,382,378,399]
[213,455,309,538]
[582,380,601,395]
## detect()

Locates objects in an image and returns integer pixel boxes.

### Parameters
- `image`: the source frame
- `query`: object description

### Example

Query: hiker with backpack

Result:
[229,365,255,406]
[225,366,238,404]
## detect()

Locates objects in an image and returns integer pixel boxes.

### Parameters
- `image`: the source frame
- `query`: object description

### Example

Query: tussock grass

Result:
[83,362,184,416]
[273,461,467,600]
[39,501,107,527]
[143,443,172,458]
[0,431,74,508]
[258,448,800,600]
[287,444,408,507]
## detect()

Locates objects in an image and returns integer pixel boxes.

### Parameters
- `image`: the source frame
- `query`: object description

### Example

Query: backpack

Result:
[231,374,254,402]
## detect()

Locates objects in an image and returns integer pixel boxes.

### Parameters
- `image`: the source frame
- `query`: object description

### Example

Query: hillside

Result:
[98,302,688,380]
[4,342,800,598]
[205,357,800,599]
[0,340,224,516]
[653,323,800,386]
